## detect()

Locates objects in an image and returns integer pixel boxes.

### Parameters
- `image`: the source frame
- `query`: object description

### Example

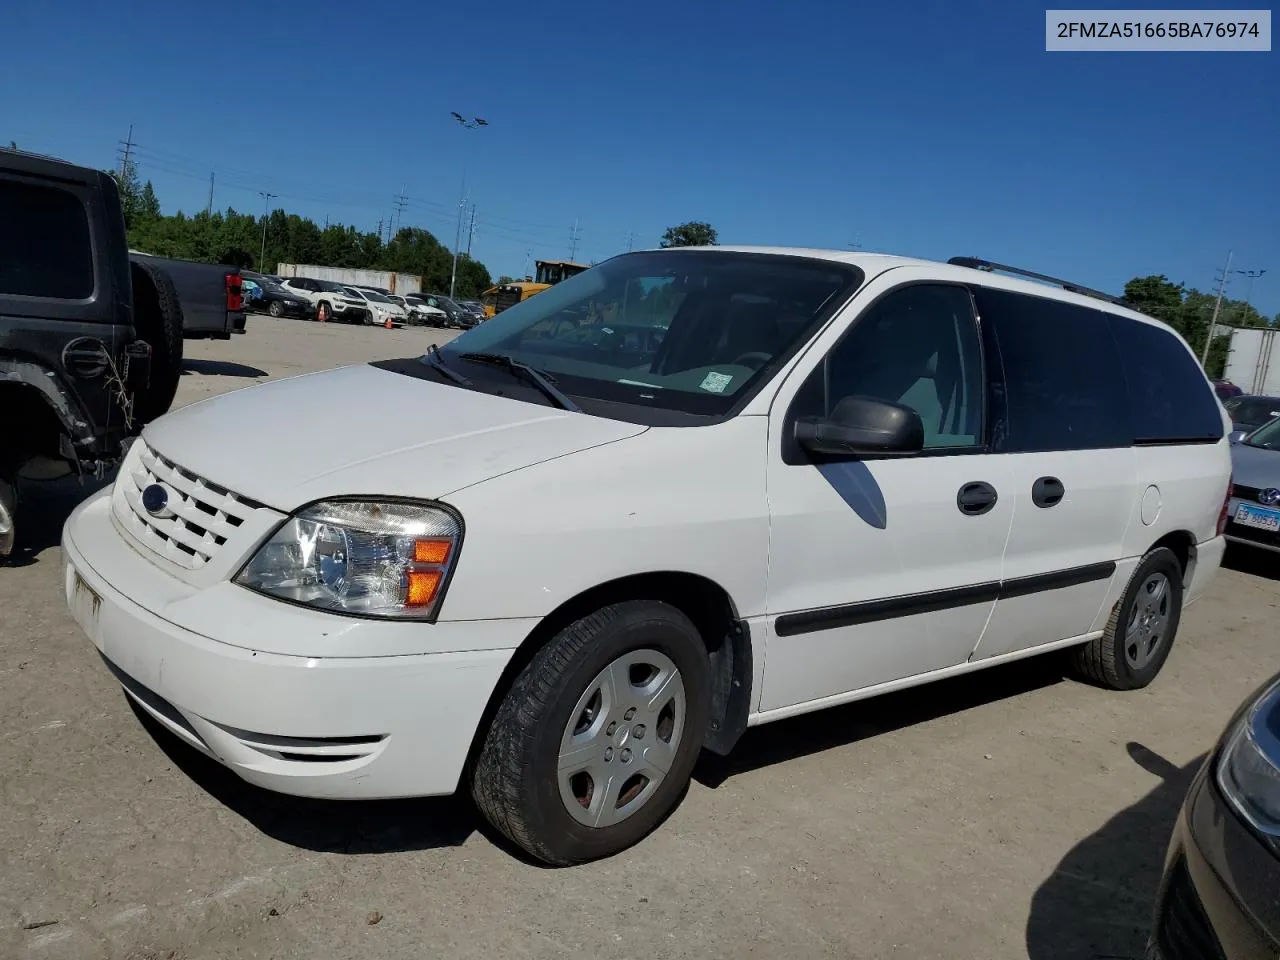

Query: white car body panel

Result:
[61,246,1233,801]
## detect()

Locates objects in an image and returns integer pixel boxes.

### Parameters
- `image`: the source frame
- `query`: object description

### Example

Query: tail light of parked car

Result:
[1218,473,1234,536]
[225,273,243,312]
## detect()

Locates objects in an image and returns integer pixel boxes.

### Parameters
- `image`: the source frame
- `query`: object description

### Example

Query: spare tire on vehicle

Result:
[129,261,185,425]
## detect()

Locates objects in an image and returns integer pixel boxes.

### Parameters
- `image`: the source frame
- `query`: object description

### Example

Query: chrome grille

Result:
[113,440,256,570]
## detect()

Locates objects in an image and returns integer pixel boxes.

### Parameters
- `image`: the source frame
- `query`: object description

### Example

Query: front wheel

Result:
[268,300,283,318]
[1070,546,1184,690]
[471,601,710,865]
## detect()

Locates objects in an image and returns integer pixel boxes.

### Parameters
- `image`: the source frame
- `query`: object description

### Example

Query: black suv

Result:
[1,149,182,560]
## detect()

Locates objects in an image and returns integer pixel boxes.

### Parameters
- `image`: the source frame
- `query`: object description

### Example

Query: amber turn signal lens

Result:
[406,570,442,607]
[413,539,452,564]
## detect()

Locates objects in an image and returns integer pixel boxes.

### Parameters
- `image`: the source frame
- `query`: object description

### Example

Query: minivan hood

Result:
[1230,440,1280,491]
[142,363,647,510]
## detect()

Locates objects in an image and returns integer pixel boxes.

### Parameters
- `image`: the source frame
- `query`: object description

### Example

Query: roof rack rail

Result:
[947,257,1129,307]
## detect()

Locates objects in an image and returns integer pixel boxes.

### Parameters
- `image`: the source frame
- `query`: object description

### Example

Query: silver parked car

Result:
[1223,395,1280,444]
[1226,415,1280,554]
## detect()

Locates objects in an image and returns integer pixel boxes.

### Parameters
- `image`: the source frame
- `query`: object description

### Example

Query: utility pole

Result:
[375,218,383,244]
[206,171,215,217]
[624,231,635,253]
[466,204,477,257]
[569,218,580,260]
[117,124,134,179]
[1202,250,1233,367]
[258,191,276,271]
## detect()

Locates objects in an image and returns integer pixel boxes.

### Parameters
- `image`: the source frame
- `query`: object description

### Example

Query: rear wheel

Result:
[471,601,710,866]
[1070,546,1184,690]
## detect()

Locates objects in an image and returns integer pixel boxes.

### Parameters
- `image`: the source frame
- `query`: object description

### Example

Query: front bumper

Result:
[1148,757,1280,959]
[61,489,531,799]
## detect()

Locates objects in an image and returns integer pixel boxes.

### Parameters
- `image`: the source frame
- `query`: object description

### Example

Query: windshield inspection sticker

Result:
[699,371,734,394]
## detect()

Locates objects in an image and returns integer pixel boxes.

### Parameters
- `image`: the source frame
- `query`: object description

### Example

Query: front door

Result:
[761,276,1013,713]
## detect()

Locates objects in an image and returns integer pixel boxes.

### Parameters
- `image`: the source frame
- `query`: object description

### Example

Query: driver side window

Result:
[793,284,984,450]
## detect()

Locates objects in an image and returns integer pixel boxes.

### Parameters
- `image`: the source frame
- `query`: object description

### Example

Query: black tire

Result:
[268,300,283,318]
[1070,546,1184,690]
[130,262,184,424]
[472,600,711,866]
[0,476,16,560]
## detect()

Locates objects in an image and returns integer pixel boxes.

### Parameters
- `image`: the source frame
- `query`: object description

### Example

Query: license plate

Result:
[1234,503,1280,532]
[65,564,102,640]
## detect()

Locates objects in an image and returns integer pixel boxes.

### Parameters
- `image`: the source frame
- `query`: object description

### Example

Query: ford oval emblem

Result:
[141,483,172,517]
[1260,488,1280,507]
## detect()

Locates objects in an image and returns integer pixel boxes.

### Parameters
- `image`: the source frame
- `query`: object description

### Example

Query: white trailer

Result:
[274,264,422,296]
[1224,326,1280,395]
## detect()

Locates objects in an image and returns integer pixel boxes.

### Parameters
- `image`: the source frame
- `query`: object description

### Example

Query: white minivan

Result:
[62,249,1232,865]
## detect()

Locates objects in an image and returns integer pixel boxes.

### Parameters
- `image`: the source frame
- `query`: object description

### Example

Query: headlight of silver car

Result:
[234,500,461,620]
[1217,675,1280,850]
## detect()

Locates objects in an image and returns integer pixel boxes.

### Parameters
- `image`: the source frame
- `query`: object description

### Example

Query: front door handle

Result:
[957,481,999,516]
[1032,476,1066,508]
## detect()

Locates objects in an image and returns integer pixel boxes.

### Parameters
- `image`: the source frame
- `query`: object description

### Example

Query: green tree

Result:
[108,159,143,228]
[138,181,161,222]
[660,221,718,247]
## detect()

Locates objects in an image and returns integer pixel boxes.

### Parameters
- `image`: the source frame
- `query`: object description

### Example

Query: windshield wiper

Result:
[457,352,582,413]
[420,343,473,387]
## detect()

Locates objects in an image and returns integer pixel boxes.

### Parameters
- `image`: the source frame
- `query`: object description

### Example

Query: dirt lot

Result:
[2,315,1278,960]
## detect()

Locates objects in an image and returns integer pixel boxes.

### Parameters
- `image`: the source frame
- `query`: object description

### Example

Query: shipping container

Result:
[275,263,422,295]
[1224,325,1280,395]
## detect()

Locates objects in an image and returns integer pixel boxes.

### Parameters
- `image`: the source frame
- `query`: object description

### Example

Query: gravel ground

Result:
[2,314,1278,960]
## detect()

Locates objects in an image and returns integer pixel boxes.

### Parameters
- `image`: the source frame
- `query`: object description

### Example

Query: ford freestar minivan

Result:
[62,249,1232,865]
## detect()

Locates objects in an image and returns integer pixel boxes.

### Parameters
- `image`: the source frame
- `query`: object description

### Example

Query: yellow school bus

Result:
[481,259,590,317]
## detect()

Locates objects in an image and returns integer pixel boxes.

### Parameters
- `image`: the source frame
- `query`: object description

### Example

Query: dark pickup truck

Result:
[1,148,203,560]
[129,250,246,339]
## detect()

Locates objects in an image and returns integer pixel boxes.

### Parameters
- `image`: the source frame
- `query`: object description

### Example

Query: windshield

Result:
[1228,397,1280,425]
[1244,417,1280,449]
[439,250,862,416]
[360,289,392,303]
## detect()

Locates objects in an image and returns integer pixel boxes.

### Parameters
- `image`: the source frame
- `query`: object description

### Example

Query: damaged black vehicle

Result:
[1,149,183,560]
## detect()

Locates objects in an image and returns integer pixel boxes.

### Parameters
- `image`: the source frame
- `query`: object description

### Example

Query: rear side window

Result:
[974,287,1129,453]
[1107,316,1225,443]
[0,178,94,299]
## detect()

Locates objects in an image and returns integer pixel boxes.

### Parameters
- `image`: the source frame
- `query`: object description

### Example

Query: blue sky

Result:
[3,0,1277,314]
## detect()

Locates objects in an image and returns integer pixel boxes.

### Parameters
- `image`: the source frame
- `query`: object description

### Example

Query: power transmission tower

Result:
[376,218,383,244]
[1201,250,1233,367]
[392,184,407,238]
[206,171,215,217]
[569,219,580,260]
[466,204,477,256]
[624,231,635,252]
[117,124,134,179]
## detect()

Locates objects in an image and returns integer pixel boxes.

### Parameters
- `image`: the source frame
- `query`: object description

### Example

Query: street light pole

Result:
[448,113,487,299]
[258,191,276,271]
[1233,268,1267,323]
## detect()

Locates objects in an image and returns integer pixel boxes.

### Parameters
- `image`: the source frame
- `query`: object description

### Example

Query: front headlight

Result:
[1217,676,1280,850]
[234,500,461,620]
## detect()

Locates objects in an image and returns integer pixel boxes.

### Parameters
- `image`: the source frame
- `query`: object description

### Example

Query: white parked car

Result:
[344,287,408,327]
[403,295,449,327]
[277,277,369,324]
[62,248,1232,866]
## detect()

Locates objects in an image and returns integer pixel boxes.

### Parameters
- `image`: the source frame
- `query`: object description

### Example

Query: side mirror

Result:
[794,395,924,459]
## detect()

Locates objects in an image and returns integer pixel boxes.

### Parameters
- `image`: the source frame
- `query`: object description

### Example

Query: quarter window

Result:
[974,288,1129,453]
[0,178,93,299]
[792,284,984,450]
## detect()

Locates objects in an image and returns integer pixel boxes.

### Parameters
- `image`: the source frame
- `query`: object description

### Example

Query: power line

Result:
[467,204,477,257]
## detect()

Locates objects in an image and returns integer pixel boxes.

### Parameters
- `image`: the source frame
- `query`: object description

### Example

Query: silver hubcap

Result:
[1125,572,1171,670]
[0,500,13,556]
[557,649,686,828]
